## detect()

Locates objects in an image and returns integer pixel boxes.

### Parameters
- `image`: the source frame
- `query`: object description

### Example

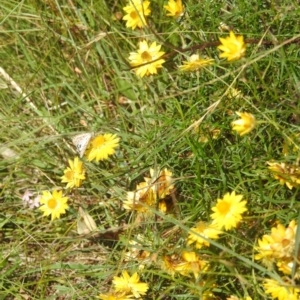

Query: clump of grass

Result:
[1,0,300,299]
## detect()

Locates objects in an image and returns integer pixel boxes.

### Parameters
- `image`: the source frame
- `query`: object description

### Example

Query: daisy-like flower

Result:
[128,40,165,77]
[268,220,297,258]
[61,156,86,188]
[39,190,69,221]
[186,221,222,249]
[255,220,297,263]
[178,54,214,72]
[174,251,209,279]
[231,112,256,136]
[210,191,247,231]
[254,234,277,267]
[112,271,149,298]
[263,278,300,300]
[217,31,246,61]
[123,0,151,30]
[86,134,120,162]
[267,161,300,190]
[164,0,184,18]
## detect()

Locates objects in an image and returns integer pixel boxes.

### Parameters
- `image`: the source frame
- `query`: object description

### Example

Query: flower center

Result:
[141,51,152,62]
[197,222,206,232]
[93,136,105,147]
[217,201,230,215]
[65,170,74,180]
[48,198,57,209]
[130,11,138,19]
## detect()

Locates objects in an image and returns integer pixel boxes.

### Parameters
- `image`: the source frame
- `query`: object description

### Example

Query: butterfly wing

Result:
[72,133,92,157]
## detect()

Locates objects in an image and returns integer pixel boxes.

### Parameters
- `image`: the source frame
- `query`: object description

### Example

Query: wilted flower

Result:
[267,161,300,189]
[255,220,297,265]
[178,54,214,72]
[144,168,174,199]
[123,168,174,213]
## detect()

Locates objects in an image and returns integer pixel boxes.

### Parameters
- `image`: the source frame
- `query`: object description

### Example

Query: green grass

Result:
[1,0,300,299]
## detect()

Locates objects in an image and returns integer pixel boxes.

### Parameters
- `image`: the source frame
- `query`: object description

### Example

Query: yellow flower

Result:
[86,134,120,162]
[61,157,86,188]
[186,221,222,249]
[129,40,165,77]
[123,0,151,30]
[178,54,214,72]
[269,220,297,258]
[217,31,246,61]
[254,234,276,267]
[174,251,209,279]
[276,258,300,279]
[267,161,300,190]
[255,220,297,264]
[164,0,184,17]
[210,191,247,231]
[231,112,256,136]
[39,190,69,220]
[112,271,149,298]
[263,278,300,300]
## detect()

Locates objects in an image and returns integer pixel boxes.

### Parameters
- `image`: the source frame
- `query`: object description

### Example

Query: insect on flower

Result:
[72,133,93,157]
